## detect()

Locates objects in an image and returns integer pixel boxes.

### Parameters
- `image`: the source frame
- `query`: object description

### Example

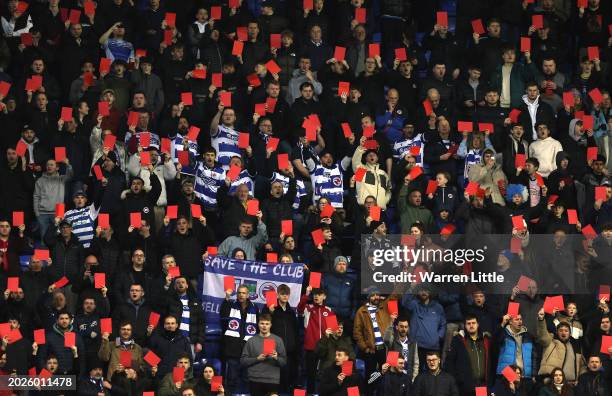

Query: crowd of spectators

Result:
[0,0,611,395]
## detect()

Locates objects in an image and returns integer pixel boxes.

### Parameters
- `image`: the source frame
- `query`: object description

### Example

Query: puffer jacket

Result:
[322,269,357,319]
[468,148,507,206]
[536,319,586,380]
[351,145,392,208]
[495,325,537,378]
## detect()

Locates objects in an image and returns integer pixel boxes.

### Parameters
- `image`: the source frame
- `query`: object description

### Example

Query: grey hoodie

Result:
[33,165,73,216]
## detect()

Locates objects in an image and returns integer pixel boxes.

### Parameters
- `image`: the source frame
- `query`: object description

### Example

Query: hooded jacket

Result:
[529,135,564,178]
[547,151,579,209]
[468,148,507,206]
[351,145,392,208]
[398,183,434,233]
[39,324,86,375]
[33,165,74,216]
[495,325,537,378]
[536,318,586,380]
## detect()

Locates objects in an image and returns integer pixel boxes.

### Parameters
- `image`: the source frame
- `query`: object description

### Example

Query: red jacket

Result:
[297,294,334,351]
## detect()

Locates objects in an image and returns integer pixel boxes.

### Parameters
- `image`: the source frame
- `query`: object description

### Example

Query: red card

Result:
[266,290,277,307]
[582,224,597,239]
[21,32,32,46]
[595,186,607,201]
[588,46,599,61]
[424,180,437,195]
[0,81,11,97]
[212,73,223,88]
[149,312,160,327]
[342,360,353,376]
[535,173,545,187]
[320,204,334,218]
[164,12,176,28]
[369,205,381,221]
[589,88,603,105]
[177,150,189,167]
[508,109,521,124]
[543,295,564,314]
[586,146,598,161]
[478,123,494,133]
[161,137,171,154]
[333,46,346,62]
[54,276,69,288]
[311,229,325,246]
[567,209,578,225]
[512,215,526,230]
[7,277,19,292]
[55,203,65,219]
[578,0,588,7]
[265,60,281,74]
[517,275,532,292]
[601,335,612,355]
[502,366,518,382]
[532,15,543,29]
[507,302,520,317]
[98,213,109,229]
[520,37,531,52]
[207,246,218,255]
[97,101,111,117]
[192,69,206,79]
[119,350,132,367]
[180,92,193,106]
[548,194,559,205]
[246,73,261,88]
[457,121,473,132]
[515,154,526,168]
[7,328,22,344]
[465,181,479,196]
[25,75,42,91]
[102,133,116,150]
[16,1,28,14]
[303,0,314,10]
[247,199,259,215]
[355,7,366,23]
[34,329,46,345]
[368,43,380,58]
[263,338,275,355]
[325,314,339,331]
[191,204,202,218]
[440,224,456,235]
[126,111,138,127]
[227,164,241,181]
[363,125,375,138]
[354,167,367,182]
[211,376,223,392]
[64,331,76,347]
[266,137,280,152]
[138,132,151,149]
[166,205,178,219]
[341,123,353,138]
[408,166,423,180]
[94,273,105,289]
[512,237,523,255]
[387,300,398,316]
[386,351,400,366]
[409,146,421,156]
[93,164,104,181]
[309,271,322,288]
[598,285,610,302]
[69,9,81,24]
[210,6,222,20]
[60,107,73,122]
[54,147,66,162]
[84,1,95,16]
[34,249,50,261]
[266,253,277,263]
[224,276,235,291]
[475,387,488,396]
[140,151,151,167]
[173,367,185,383]
[100,318,112,334]
[232,40,244,56]
[422,99,433,117]
[219,91,232,107]
[99,58,111,75]
[270,34,281,49]
[266,97,277,113]
[436,11,448,27]
[130,212,142,228]
[347,387,360,396]
[12,211,24,227]
[144,350,161,367]
[338,81,350,97]
[83,72,93,88]
[395,47,408,61]
[168,266,180,279]
[277,153,290,170]
[562,92,574,108]
[236,26,247,41]
[472,19,485,35]
[255,103,266,116]
[281,220,293,236]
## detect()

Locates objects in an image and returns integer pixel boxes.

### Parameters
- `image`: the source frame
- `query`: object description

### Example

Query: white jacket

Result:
[528,136,563,177]
[127,153,177,206]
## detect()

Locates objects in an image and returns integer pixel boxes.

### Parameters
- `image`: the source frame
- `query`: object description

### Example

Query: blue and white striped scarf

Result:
[179,295,190,337]
[367,304,384,346]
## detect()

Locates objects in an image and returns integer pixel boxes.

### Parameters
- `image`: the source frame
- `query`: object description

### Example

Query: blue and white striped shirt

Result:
[270,172,307,211]
[64,205,99,248]
[211,125,240,170]
[194,161,225,209]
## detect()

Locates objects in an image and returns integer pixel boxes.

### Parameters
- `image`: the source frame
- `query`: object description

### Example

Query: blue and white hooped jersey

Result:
[173,134,199,176]
[270,172,307,211]
[228,169,255,196]
[393,134,424,167]
[194,161,225,209]
[211,124,240,170]
[64,205,99,248]
[311,162,346,208]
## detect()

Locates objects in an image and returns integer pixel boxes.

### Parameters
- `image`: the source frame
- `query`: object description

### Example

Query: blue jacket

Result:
[322,271,357,319]
[495,326,536,378]
[38,325,86,375]
[401,294,446,350]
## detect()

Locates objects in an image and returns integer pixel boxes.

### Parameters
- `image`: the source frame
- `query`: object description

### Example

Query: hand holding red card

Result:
[64,331,76,347]
[543,295,564,314]
[144,351,161,367]
[599,285,610,302]
[34,329,46,345]
[507,302,520,317]
[265,290,277,308]
[7,277,19,292]
[94,273,105,289]
[263,338,275,355]
[601,335,612,355]
[342,360,353,376]
[100,318,112,334]
[281,220,293,236]
[387,300,398,316]
[149,312,160,327]
[246,199,259,215]
[224,276,235,292]
[502,366,519,382]
[386,351,399,366]
[309,272,321,288]
[517,275,532,292]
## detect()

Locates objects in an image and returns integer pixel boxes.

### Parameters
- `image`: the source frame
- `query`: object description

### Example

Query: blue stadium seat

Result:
[355,359,365,378]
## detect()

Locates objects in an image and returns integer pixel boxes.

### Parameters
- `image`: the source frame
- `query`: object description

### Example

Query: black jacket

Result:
[44,230,85,283]
[163,290,206,345]
[412,370,459,396]
[318,364,365,396]
[148,330,193,378]
[121,173,162,231]
[262,302,299,353]
[261,177,297,239]
[112,299,155,346]
[159,221,215,278]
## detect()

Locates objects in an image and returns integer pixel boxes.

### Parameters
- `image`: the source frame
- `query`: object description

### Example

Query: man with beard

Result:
[75,295,110,370]
[77,363,110,395]
[383,316,419,383]
[444,315,493,394]
[162,276,205,356]
[193,147,225,231]
[210,104,241,170]
[354,287,398,385]
[1,317,32,374]
[37,311,86,375]
[148,315,192,378]
[98,320,145,381]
